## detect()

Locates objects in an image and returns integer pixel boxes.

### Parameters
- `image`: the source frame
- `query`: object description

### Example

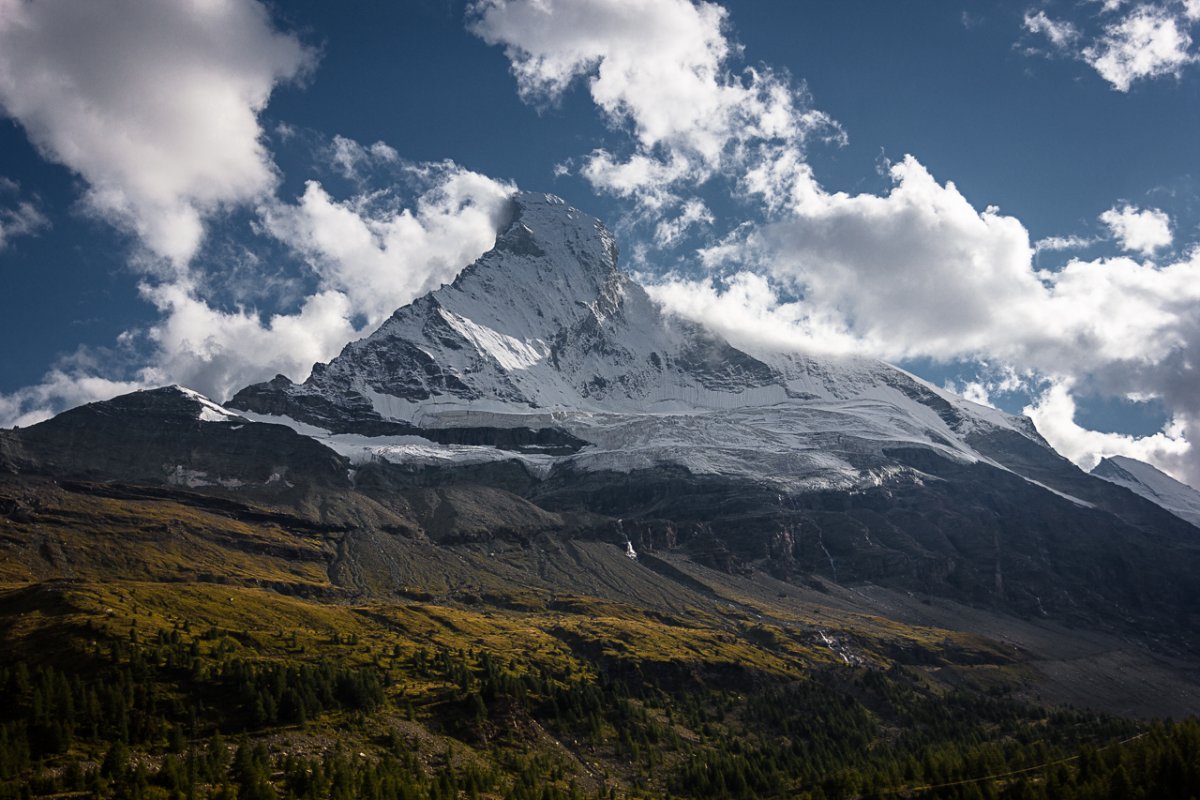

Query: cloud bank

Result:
[469,0,841,210]
[646,156,1200,484]
[0,0,314,267]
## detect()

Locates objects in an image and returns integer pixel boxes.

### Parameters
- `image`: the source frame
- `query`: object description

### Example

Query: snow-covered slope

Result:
[1092,456,1200,529]
[228,192,1047,491]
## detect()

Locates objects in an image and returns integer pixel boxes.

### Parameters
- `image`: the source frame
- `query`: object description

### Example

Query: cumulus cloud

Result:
[1022,3,1198,91]
[468,0,841,206]
[1085,4,1195,90]
[136,283,358,404]
[647,269,860,357]
[0,161,515,424]
[652,156,1047,361]
[0,0,314,268]
[645,154,1200,484]
[261,161,515,327]
[1025,379,1191,476]
[1100,203,1173,255]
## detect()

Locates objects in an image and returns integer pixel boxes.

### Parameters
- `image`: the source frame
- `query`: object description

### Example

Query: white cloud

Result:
[1023,11,1081,49]
[647,269,861,357]
[329,134,400,181]
[956,380,996,407]
[137,283,358,404]
[1084,4,1196,90]
[0,196,47,249]
[1023,3,1199,91]
[671,156,1046,361]
[261,162,515,327]
[1025,379,1193,480]
[946,366,1033,409]
[652,156,1200,369]
[469,0,841,206]
[1034,234,1093,252]
[654,198,714,246]
[0,161,515,422]
[645,154,1200,484]
[1100,203,1173,255]
[0,0,314,268]
[0,371,146,429]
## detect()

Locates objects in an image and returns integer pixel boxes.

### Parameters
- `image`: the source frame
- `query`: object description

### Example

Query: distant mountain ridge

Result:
[1092,455,1200,528]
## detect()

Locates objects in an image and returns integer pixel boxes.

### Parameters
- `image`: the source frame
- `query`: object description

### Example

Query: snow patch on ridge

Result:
[437,308,548,371]
[235,410,560,477]
[171,385,242,423]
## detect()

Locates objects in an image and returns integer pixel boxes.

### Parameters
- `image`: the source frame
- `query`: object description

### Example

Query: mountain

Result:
[220,193,1200,632]
[7,192,1200,798]
[1092,454,1200,528]
[1,194,1199,645]
[6,191,1200,640]
[229,192,1044,492]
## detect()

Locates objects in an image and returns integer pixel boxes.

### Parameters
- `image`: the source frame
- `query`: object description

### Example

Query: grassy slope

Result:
[0,476,1194,798]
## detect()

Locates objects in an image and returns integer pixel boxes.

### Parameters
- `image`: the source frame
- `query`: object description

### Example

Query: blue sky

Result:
[1,0,1199,483]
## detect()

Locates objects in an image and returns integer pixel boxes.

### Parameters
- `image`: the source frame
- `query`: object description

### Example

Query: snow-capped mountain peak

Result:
[228,191,1047,491]
[231,191,784,419]
[1092,455,1200,529]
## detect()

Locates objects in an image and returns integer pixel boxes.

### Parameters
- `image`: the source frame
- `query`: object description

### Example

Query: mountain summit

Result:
[229,191,1041,491]
[230,192,780,425]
